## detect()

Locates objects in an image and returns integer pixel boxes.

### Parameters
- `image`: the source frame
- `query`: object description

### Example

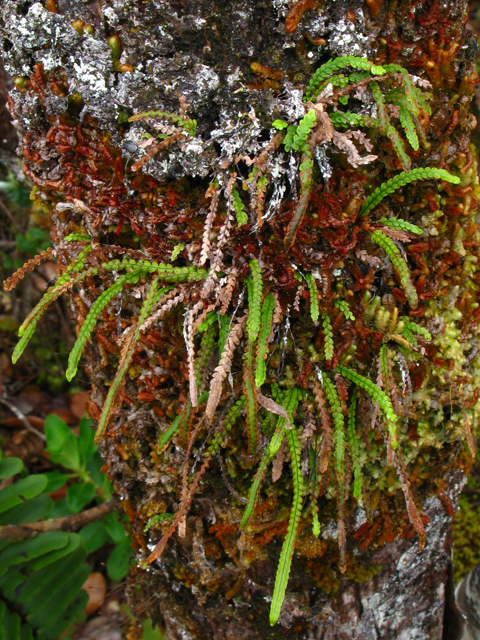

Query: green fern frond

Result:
[63,233,91,243]
[307,75,349,100]
[158,391,209,452]
[401,317,432,340]
[270,425,304,626]
[244,338,259,454]
[284,152,314,250]
[383,64,420,117]
[66,271,143,381]
[305,273,319,322]
[398,103,419,150]
[255,293,275,387]
[386,125,411,170]
[242,389,300,530]
[284,110,316,152]
[246,259,263,341]
[322,373,345,489]
[379,218,423,235]
[128,110,197,136]
[232,188,248,227]
[95,278,162,443]
[335,364,398,448]
[218,313,230,360]
[197,311,218,333]
[334,300,355,321]
[370,230,418,308]
[13,267,99,364]
[347,390,363,500]
[370,82,389,135]
[360,168,460,217]
[379,344,389,390]
[306,56,386,100]
[330,112,376,129]
[322,314,334,361]
[100,259,208,282]
[170,242,184,261]
[205,396,245,458]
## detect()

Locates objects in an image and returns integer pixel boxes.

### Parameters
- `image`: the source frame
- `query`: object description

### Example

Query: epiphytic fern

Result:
[231,188,248,227]
[94,277,163,442]
[284,152,314,250]
[379,218,423,235]
[205,396,246,458]
[360,168,460,217]
[283,109,316,152]
[244,337,259,454]
[322,313,334,361]
[336,364,398,448]
[246,259,263,341]
[370,230,418,308]
[128,110,197,136]
[334,300,355,321]
[347,390,363,500]
[269,424,304,626]
[305,273,319,322]
[305,56,386,100]
[255,293,275,387]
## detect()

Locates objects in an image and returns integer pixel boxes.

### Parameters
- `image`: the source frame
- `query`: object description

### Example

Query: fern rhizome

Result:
[6,55,480,626]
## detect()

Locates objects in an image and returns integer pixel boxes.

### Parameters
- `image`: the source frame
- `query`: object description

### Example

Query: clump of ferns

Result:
[4,56,467,628]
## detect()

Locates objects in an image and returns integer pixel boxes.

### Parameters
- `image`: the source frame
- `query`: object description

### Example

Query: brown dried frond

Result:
[131,132,185,172]
[199,183,220,266]
[257,393,292,429]
[4,247,56,291]
[139,288,185,333]
[334,373,349,414]
[186,300,204,408]
[392,450,426,548]
[147,457,211,564]
[205,312,248,421]
[332,130,378,168]
[313,378,332,473]
[379,226,414,243]
[272,440,287,483]
[219,269,239,315]
[293,285,305,312]
[272,292,284,325]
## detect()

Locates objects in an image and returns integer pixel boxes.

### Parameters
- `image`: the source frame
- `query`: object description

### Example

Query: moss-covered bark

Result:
[1,0,479,637]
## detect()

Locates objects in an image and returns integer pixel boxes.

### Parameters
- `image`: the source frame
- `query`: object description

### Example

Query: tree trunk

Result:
[1,0,478,638]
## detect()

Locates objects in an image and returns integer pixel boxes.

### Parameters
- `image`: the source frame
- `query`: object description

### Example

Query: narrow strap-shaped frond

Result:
[360,168,460,217]
[255,293,275,387]
[158,390,209,453]
[370,230,418,308]
[370,82,389,135]
[322,374,345,491]
[128,110,197,136]
[398,103,419,151]
[379,217,422,235]
[205,395,245,458]
[335,364,398,448]
[334,300,355,321]
[321,314,334,361]
[330,111,376,130]
[246,259,263,341]
[383,63,420,117]
[386,125,411,171]
[305,273,319,322]
[306,56,386,100]
[269,425,304,626]
[13,267,99,363]
[401,317,432,340]
[347,390,363,500]
[284,109,316,153]
[242,388,300,529]
[66,271,144,381]
[231,188,248,227]
[95,278,161,443]
[284,152,314,251]
[244,338,259,454]
[268,388,301,458]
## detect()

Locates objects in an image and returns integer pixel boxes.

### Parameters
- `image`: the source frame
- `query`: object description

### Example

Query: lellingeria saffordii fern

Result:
[6,54,467,629]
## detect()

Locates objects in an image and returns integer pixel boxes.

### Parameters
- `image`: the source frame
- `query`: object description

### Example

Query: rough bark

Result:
[1,0,478,638]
